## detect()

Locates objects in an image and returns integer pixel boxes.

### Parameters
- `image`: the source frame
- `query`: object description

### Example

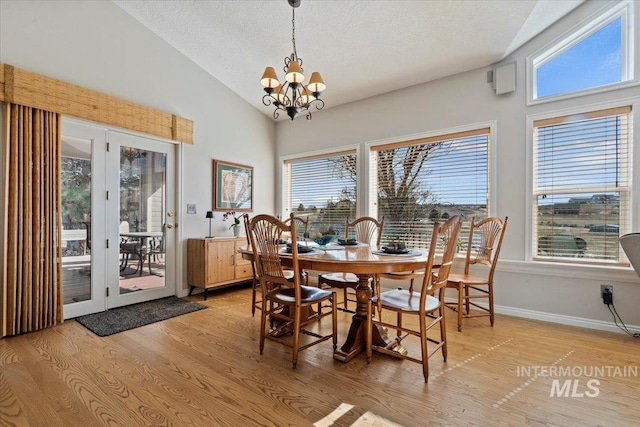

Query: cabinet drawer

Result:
[235,265,253,279]
[235,253,251,266]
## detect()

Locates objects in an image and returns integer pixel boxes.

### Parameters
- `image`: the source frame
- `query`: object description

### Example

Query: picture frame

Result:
[213,159,253,212]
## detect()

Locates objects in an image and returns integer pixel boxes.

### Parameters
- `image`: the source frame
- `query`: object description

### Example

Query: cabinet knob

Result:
[166,223,174,229]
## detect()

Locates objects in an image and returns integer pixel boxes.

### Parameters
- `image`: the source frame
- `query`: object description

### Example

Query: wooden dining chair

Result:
[283,215,310,244]
[248,213,338,368]
[318,216,384,313]
[375,215,460,297]
[445,216,508,331]
[366,215,461,382]
[243,213,262,317]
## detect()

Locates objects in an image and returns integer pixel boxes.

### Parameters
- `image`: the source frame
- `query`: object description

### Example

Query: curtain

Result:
[2,103,63,336]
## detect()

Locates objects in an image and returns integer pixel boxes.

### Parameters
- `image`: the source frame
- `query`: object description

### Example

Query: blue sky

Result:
[537,17,621,98]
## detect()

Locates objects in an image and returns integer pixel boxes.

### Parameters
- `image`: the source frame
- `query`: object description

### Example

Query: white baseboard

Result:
[494,304,640,335]
[442,296,640,335]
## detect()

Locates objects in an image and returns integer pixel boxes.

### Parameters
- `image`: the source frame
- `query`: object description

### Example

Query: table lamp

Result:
[205,211,214,238]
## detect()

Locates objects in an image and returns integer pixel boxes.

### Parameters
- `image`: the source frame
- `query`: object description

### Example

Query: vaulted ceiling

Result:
[114,0,585,120]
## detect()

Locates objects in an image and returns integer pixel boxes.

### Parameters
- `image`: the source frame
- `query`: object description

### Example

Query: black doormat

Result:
[75,296,206,337]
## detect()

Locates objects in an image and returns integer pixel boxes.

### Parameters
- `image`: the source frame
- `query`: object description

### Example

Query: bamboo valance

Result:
[0,63,193,143]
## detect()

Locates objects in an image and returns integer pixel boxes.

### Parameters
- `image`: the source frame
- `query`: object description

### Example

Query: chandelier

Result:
[260,0,326,120]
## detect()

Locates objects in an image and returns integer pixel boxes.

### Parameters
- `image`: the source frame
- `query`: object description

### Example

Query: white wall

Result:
[276,0,640,332]
[0,0,276,294]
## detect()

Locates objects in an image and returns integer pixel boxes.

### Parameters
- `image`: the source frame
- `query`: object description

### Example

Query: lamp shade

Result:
[260,67,280,88]
[205,211,214,219]
[285,61,304,83]
[307,72,326,93]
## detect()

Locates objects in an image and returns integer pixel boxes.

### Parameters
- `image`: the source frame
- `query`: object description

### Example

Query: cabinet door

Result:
[207,240,236,283]
[234,241,253,279]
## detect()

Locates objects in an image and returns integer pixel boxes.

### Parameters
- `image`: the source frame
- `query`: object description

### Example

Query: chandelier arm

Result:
[309,98,325,111]
[273,106,285,120]
[262,94,276,106]
[304,108,312,120]
[280,86,293,107]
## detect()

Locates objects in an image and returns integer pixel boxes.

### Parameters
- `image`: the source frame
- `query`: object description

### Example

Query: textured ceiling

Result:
[113,0,584,120]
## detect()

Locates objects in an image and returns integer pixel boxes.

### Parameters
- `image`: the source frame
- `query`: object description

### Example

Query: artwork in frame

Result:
[213,160,253,212]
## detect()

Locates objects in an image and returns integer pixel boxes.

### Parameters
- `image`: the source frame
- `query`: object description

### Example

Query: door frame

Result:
[62,118,182,318]
[107,130,178,308]
[61,120,108,319]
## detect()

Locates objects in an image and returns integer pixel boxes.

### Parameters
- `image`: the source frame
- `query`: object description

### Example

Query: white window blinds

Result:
[533,106,631,264]
[283,150,357,235]
[369,128,490,249]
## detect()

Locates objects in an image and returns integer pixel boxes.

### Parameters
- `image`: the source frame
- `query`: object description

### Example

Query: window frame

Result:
[526,98,637,265]
[527,0,636,106]
[365,122,497,248]
[280,144,361,222]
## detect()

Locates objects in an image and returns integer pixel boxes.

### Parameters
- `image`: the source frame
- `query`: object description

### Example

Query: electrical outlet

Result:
[601,284,613,304]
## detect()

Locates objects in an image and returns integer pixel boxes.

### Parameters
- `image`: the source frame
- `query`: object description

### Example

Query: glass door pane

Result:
[61,137,92,303]
[109,131,175,309]
[118,146,166,292]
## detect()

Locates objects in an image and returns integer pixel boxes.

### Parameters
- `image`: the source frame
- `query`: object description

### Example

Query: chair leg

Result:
[439,305,448,361]
[120,253,129,271]
[251,278,257,317]
[259,298,267,355]
[292,306,301,369]
[331,293,338,351]
[464,284,470,314]
[419,314,429,382]
[147,254,154,276]
[457,283,464,332]
[317,277,324,316]
[488,282,495,326]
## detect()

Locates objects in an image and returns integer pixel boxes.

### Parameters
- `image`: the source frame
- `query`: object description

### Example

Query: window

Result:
[282,149,357,236]
[530,1,633,102]
[369,128,490,249]
[532,106,631,264]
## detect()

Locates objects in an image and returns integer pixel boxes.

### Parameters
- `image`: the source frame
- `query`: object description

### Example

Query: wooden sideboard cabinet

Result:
[187,237,252,300]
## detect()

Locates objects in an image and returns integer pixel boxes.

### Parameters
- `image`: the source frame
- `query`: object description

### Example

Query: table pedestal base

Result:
[333,315,392,362]
[333,273,406,362]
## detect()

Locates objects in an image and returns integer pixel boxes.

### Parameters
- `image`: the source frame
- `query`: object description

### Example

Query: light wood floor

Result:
[1,286,639,426]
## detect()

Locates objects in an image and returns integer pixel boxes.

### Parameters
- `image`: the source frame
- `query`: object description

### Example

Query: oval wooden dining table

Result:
[240,243,428,362]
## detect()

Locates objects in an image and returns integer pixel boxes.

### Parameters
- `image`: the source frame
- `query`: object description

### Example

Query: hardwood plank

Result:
[1,288,639,426]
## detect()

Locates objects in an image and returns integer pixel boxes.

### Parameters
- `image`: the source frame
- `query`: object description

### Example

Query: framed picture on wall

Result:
[213,159,253,212]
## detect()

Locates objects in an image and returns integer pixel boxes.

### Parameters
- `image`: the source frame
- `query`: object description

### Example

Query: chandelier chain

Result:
[291,8,298,60]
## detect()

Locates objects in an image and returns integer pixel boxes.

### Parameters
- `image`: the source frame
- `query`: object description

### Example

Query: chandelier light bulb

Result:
[285,61,304,84]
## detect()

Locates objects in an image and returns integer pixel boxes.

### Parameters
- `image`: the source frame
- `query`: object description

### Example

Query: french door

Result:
[62,120,177,318]
[107,131,176,308]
